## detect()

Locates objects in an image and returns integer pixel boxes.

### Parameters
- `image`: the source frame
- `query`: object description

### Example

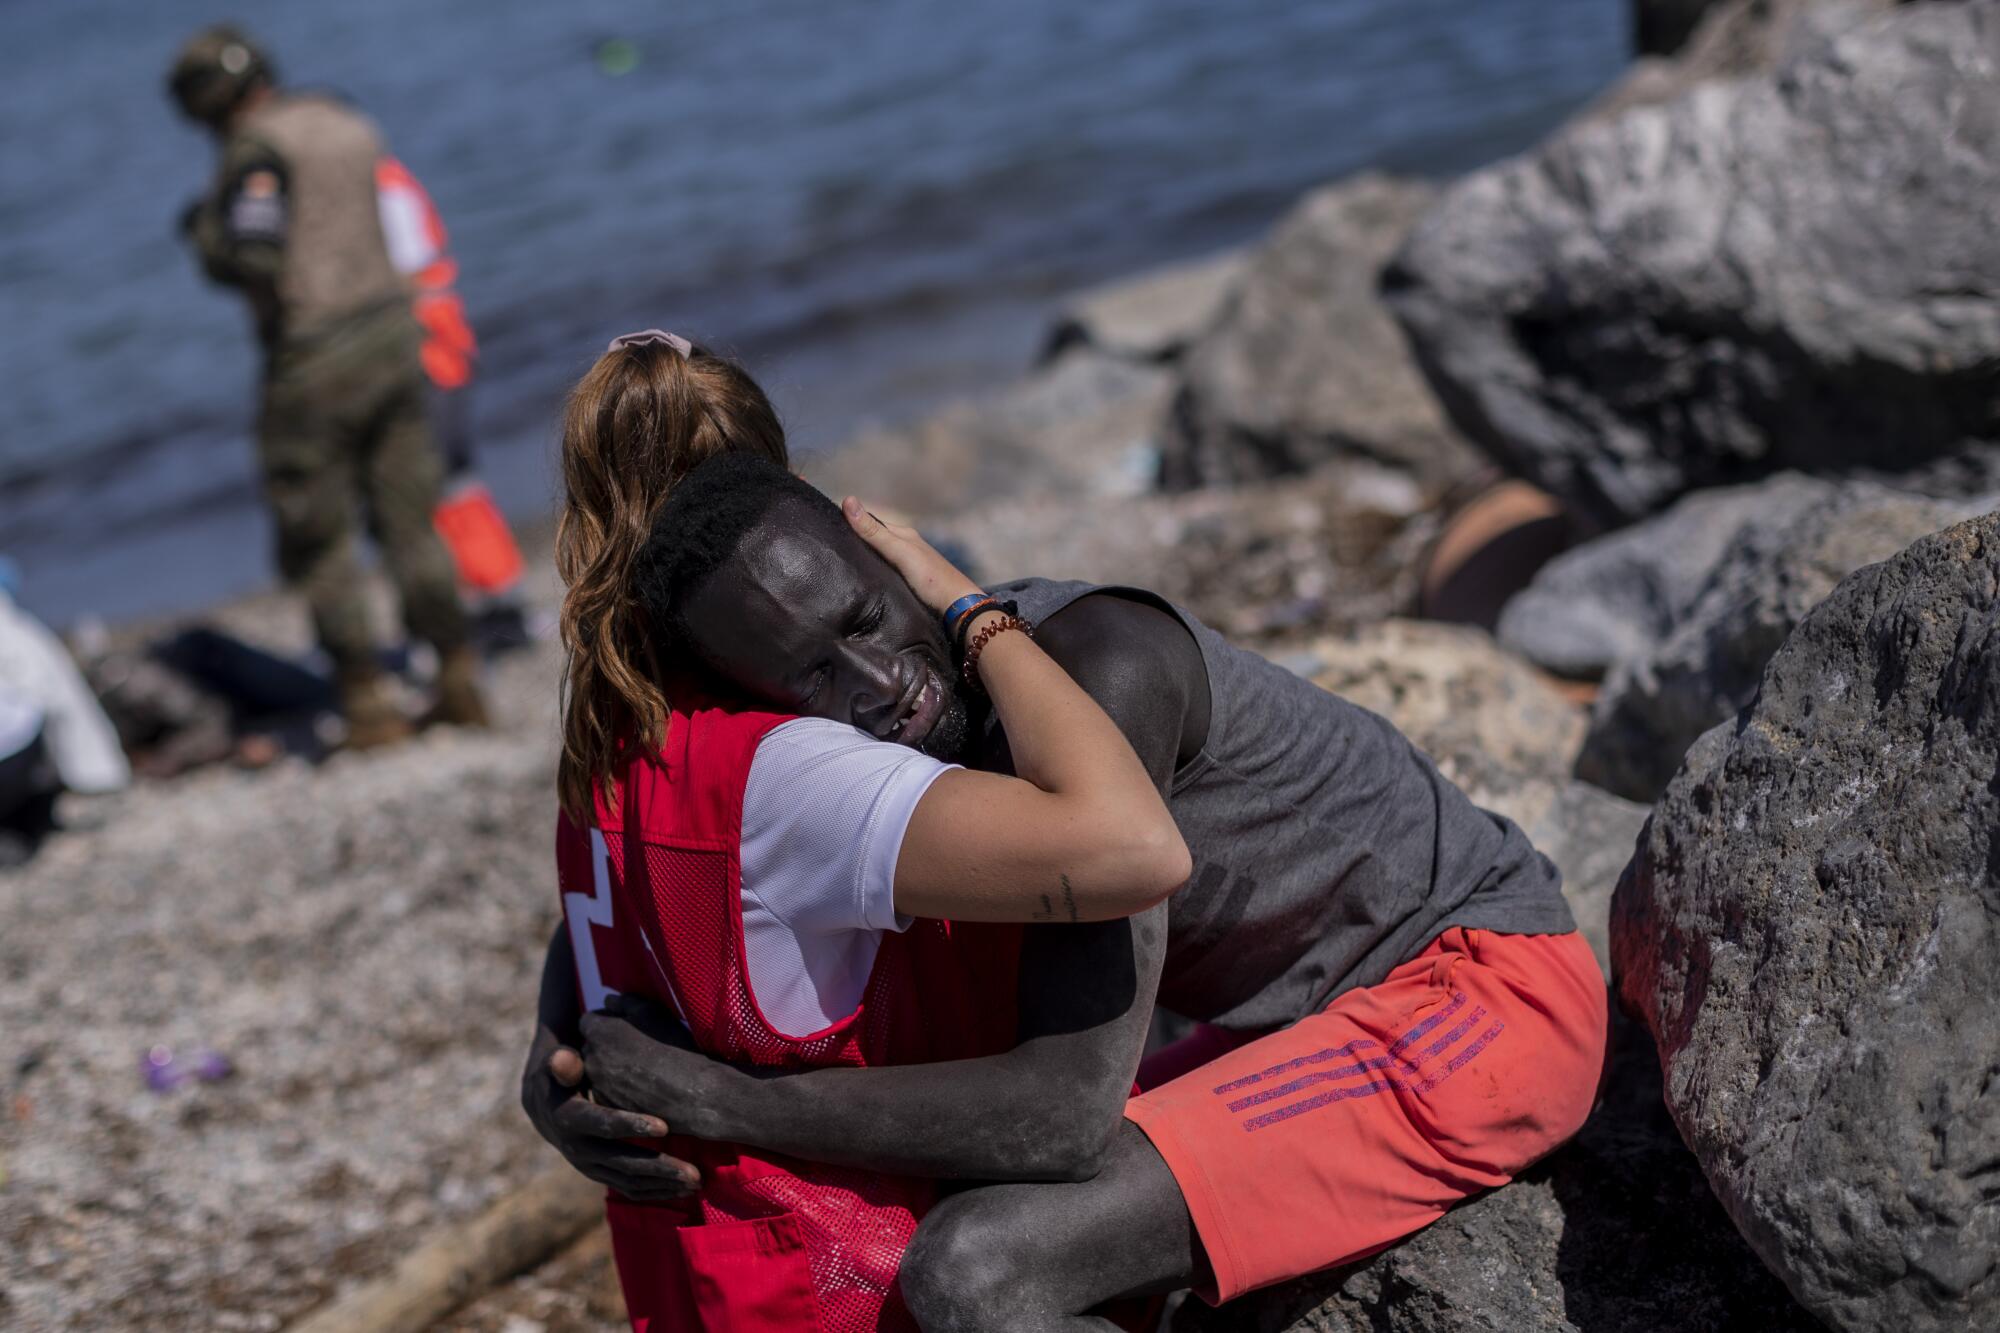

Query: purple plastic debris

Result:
[141,1044,233,1093]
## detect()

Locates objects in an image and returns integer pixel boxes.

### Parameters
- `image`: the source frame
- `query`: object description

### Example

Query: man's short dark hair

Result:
[632,452,841,653]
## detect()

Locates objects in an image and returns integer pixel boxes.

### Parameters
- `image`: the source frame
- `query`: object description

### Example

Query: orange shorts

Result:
[1125,927,1608,1304]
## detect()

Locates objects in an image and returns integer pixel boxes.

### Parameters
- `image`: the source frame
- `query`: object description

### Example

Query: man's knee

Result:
[272,511,350,586]
[365,386,447,535]
[261,447,350,584]
[901,1195,1029,1333]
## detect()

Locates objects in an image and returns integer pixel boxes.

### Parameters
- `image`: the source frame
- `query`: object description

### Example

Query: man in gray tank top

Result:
[528,468,1609,1322]
[1002,577,1576,1029]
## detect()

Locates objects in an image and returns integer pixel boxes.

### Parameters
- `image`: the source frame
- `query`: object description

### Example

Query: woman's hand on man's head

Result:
[842,497,981,615]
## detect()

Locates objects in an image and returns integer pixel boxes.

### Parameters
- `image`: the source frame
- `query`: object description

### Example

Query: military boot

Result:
[430,645,492,729]
[341,669,414,751]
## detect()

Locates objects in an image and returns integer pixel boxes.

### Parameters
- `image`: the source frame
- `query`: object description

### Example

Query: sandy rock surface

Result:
[1163,175,1479,492]
[804,346,1175,522]
[0,634,567,1332]
[1521,782,1649,976]
[1386,2,2000,528]
[1613,511,2000,1330]
[1299,620,1583,827]
[943,459,1437,649]
[814,331,1450,652]
[1042,251,1247,365]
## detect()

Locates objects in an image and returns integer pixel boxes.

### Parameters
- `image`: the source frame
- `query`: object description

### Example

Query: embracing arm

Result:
[849,504,1189,924]
[518,922,699,1201]
[593,907,1165,1181]
[579,595,1209,1181]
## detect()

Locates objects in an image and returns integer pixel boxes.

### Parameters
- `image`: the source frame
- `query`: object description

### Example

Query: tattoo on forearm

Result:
[1060,874,1079,922]
[1032,893,1056,922]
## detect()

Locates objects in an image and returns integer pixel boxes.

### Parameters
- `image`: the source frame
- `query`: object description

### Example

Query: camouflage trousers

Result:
[258,309,468,681]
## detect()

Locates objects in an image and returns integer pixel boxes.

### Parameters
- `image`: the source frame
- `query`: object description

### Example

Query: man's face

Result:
[681,500,977,759]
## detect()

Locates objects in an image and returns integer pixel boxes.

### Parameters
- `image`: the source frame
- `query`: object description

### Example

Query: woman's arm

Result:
[576,603,1207,1181]
[843,502,1191,924]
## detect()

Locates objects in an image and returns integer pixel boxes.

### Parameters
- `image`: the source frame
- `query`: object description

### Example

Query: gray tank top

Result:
[995,578,1574,1030]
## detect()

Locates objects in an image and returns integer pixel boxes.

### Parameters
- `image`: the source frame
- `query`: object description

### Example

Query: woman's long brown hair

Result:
[556,340,787,820]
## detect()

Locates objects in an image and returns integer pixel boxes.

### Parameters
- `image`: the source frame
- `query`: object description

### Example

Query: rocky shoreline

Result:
[5,1,1998,1328]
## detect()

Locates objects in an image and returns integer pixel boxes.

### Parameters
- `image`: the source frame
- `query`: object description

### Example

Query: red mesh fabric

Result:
[635,837,931,1331]
[729,1166,922,1331]
[637,839,880,1067]
[561,706,1016,1332]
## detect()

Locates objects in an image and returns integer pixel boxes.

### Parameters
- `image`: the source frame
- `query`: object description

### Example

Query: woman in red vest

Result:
[533,332,1188,1330]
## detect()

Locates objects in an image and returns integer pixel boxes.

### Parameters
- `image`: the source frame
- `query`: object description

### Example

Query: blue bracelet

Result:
[942,591,993,633]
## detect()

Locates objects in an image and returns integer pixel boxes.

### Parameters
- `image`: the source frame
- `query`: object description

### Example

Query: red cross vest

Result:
[554,704,1019,1332]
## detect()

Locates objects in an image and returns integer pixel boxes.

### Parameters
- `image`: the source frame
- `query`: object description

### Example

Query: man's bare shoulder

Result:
[1034,591,1194,677]
[1029,590,1209,765]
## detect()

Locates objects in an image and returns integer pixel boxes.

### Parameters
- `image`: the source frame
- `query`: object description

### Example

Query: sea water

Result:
[0,0,1624,624]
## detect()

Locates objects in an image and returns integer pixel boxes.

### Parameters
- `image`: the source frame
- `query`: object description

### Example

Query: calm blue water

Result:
[0,0,1625,626]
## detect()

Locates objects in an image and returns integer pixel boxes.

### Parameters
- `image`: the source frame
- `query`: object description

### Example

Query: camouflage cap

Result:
[167,24,273,124]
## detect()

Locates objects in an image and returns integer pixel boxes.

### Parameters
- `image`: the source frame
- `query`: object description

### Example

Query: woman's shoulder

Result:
[748,717,950,794]
[755,714,885,752]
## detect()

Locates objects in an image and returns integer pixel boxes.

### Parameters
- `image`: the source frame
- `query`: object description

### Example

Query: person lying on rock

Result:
[523,336,1610,1329]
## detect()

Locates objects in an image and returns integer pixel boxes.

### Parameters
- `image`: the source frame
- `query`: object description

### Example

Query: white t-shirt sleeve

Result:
[737,717,958,1037]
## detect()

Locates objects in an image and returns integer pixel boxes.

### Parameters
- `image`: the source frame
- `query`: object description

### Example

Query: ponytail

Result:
[555,339,787,820]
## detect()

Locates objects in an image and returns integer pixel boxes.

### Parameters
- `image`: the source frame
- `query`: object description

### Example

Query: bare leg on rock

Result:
[900,1121,1200,1333]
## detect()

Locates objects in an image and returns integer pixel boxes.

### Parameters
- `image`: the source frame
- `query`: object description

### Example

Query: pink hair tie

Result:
[606,329,694,357]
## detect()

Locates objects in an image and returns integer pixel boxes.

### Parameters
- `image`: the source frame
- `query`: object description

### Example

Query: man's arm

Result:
[588,904,1167,1182]
[184,147,288,291]
[578,594,1209,1182]
[518,922,701,1201]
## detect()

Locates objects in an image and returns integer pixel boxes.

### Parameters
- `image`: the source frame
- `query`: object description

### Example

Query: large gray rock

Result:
[1606,0,1897,115]
[1576,483,1989,800]
[1173,1018,1816,1333]
[1498,473,1836,680]
[1162,175,1481,492]
[1612,511,2000,1331]
[1523,781,1651,976]
[1042,250,1246,365]
[940,457,1435,649]
[1385,3,2000,529]
[808,347,1173,518]
[1632,0,1723,56]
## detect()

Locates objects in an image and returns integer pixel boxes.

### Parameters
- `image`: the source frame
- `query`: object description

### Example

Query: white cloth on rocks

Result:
[0,591,129,793]
[0,686,41,761]
[738,716,956,1038]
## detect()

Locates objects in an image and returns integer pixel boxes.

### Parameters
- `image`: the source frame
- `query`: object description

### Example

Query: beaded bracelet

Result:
[961,614,1033,689]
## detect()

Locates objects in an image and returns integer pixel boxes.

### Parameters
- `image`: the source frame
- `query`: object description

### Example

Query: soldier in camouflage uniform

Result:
[168,24,489,748]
